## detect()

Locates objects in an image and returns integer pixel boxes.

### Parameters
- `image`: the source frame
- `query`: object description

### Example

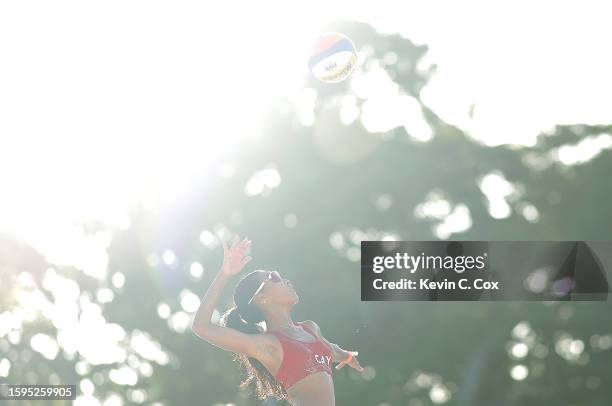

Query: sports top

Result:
[268,321,333,390]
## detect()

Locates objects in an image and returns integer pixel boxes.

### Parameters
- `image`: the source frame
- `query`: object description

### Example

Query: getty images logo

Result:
[371,251,489,274]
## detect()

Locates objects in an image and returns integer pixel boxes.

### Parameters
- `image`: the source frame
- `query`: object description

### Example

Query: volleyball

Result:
[309,32,357,84]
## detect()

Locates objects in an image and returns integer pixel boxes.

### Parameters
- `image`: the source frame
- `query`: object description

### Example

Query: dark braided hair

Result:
[220,270,289,401]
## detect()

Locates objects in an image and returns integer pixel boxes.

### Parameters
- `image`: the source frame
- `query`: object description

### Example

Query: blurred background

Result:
[1,1,612,405]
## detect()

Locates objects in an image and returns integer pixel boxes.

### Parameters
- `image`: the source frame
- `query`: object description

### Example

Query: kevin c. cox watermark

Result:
[361,241,610,301]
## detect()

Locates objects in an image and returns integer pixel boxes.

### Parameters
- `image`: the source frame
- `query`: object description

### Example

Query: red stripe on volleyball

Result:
[311,34,343,55]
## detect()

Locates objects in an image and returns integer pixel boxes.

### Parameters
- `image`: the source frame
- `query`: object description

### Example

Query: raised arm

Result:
[191,236,269,359]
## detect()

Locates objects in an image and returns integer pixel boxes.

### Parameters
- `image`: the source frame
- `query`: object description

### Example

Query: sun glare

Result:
[0,1,322,270]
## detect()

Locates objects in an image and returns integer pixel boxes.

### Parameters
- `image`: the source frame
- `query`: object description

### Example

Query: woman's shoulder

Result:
[297,319,318,328]
[297,320,320,334]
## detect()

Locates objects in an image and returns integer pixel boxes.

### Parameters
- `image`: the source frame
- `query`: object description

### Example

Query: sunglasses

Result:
[248,271,283,304]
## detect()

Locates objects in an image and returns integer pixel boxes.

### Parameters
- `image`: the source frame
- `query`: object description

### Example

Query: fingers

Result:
[352,352,365,372]
[240,238,252,251]
[221,237,229,254]
[335,351,364,372]
[240,256,252,267]
[336,351,353,370]
[235,239,251,257]
[222,233,252,256]
[230,234,240,250]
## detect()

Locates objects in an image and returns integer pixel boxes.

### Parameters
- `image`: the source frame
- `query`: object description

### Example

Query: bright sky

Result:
[341,0,612,146]
[1,0,611,269]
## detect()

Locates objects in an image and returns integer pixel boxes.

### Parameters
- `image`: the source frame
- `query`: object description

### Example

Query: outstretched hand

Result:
[220,234,252,276]
[335,351,364,372]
